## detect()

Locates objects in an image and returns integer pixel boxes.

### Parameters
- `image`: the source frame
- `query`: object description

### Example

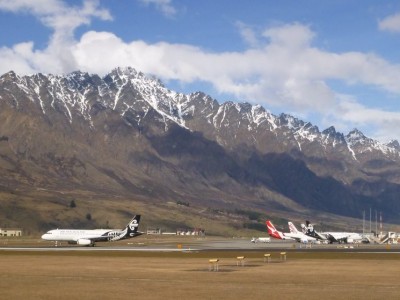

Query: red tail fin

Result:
[266,220,283,239]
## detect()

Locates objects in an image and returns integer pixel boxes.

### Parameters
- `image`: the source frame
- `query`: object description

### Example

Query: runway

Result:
[1,238,400,253]
[0,247,200,252]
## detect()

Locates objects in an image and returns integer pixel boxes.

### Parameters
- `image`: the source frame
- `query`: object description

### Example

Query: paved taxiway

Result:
[1,238,400,253]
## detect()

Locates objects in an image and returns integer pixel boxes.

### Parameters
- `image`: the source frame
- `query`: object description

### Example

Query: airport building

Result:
[146,228,162,235]
[0,228,22,237]
[146,227,205,236]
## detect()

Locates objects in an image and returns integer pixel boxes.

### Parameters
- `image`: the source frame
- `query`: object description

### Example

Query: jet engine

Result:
[77,239,92,246]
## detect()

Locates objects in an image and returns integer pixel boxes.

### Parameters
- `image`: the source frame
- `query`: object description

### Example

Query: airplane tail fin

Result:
[266,220,284,239]
[306,220,316,234]
[110,215,142,241]
[126,215,141,237]
[304,220,327,240]
[301,223,307,234]
[288,222,299,234]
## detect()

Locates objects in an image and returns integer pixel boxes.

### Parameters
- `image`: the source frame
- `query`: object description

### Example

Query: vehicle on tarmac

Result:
[251,237,271,243]
[41,215,142,246]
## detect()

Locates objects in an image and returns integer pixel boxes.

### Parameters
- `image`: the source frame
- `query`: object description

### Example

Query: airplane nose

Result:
[41,234,48,240]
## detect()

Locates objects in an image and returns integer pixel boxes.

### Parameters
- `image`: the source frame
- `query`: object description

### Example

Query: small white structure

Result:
[0,228,22,237]
[146,228,161,235]
[379,232,398,244]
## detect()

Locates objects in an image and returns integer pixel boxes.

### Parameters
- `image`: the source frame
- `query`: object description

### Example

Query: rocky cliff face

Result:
[1,67,400,227]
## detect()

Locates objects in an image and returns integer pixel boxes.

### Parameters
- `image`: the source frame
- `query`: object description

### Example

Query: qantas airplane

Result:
[266,220,316,243]
[302,220,363,244]
[41,215,142,246]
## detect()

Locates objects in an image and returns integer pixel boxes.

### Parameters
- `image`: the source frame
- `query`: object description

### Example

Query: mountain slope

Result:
[1,67,400,233]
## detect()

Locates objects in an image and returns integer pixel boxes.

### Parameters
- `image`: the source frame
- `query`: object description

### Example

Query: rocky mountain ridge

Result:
[1,67,400,231]
[2,67,399,159]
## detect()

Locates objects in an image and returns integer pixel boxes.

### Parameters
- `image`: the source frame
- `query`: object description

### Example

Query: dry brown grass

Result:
[1,250,399,300]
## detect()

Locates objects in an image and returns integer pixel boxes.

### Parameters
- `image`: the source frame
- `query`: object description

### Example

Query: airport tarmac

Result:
[1,237,400,253]
[1,239,400,300]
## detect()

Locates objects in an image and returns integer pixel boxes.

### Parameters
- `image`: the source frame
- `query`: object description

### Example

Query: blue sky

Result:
[1,0,400,142]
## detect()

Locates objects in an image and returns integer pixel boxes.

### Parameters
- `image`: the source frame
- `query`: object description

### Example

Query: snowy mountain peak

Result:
[1,69,399,161]
[387,140,400,149]
[346,128,367,143]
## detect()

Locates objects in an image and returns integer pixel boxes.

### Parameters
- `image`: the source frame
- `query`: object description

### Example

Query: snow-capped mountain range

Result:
[1,67,400,227]
[1,67,399,161]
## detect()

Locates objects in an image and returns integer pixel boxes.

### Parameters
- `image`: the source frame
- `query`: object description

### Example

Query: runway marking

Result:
[0,247,200,252]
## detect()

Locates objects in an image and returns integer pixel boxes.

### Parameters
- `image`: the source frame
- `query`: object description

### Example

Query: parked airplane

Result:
[324,231,363,244]
[251,237,271,243]
[266,220,290,240]
[266,220,316,243]
[287,221,318,243]
[302,220,363,244]
[300,221,327,241]
[41,215,142,246]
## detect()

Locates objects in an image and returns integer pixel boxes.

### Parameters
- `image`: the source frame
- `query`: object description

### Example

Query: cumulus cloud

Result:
[379,12,400,33]
[332,98,400,142]
[0,0,112,73]
[0,0,112,36]
[235,21,260,48]
[138,0,177,18]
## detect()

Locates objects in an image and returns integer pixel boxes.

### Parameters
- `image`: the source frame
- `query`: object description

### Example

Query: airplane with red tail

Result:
[266,220,316,243]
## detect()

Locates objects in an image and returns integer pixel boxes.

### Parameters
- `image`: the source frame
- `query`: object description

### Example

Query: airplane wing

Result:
[70,231,113,242]
[313,231,328,240]
[325,232,349,243]
[289,236,302,242]
[283,233,303,242]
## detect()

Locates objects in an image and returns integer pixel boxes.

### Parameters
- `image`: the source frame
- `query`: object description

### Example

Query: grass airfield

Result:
[1,237,400,299]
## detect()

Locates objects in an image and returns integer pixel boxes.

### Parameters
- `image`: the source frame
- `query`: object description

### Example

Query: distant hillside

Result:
[0,68,399,234]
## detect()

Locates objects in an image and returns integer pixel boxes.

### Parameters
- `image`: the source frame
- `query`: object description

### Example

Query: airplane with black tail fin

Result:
[301,220,363,244]
[301,220,328,241]
[41,215,142,246]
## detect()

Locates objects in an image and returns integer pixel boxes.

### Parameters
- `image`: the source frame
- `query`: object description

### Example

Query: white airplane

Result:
[251,237,271,243]
[300,221,328,241]
[287,221,318,243]
[324,231,363,244]
[266,220,316,243]
[41,215,142,246]
[302,220,363,244]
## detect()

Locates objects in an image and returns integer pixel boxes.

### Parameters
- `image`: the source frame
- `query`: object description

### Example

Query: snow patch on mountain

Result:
[1,67,400,160]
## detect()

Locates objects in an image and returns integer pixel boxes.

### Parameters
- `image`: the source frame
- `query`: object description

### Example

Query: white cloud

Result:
[0,0,112,74]
[0,0,112,36]
[332,98,400,142]
[379,12,400,33]
[138,0,177,18]
[263,23,315,49]
[235,21,260,48]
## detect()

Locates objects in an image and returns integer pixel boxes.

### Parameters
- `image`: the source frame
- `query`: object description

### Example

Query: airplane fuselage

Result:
[41,229,122,242]
[324,232,363,243]
[41,215,142,246]
[284,232,316,243]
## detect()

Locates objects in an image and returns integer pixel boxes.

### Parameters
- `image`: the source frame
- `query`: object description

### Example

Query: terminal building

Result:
[146,227,205,236]
[0,228,22,237]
